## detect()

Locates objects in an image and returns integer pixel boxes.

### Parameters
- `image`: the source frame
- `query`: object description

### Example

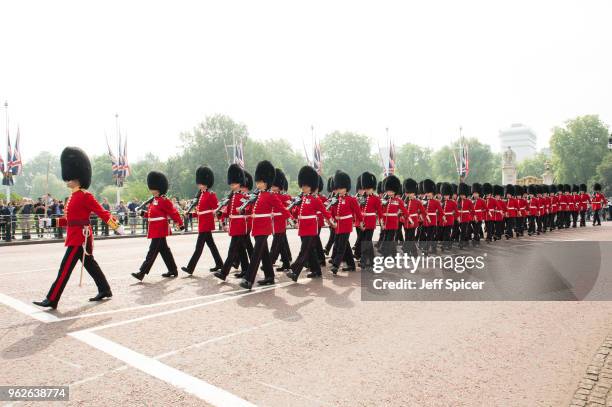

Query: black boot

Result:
[239,279,252,290]
[209,264,222,272]
[342,266,356,272]
[32,298,57,309]
[181,266,194,275]
[213,271,226,281]
[131,271,146,281]
[161,270,178,278]
[285,271,299,282]
[330,265,339,275]
[234,271,246,278]
[257,277,275,286]
[306,271,322,278]
[276,263,291,271]
[89,291,113,302]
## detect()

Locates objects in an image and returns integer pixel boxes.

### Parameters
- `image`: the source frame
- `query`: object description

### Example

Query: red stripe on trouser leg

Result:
[49,246,79,301]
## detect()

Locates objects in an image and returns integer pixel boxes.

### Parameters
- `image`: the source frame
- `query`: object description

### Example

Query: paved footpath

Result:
[1,224,612,406]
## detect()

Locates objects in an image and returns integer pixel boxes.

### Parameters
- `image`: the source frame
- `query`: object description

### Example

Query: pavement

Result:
[1,223,612,406]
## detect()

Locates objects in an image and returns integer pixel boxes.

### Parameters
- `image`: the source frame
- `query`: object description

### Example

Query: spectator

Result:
[17,198,33,240]
[34,198,46,238]
[127,198,139,234]
[101,198,111,236]
[116,200,128,225]
[0,199,9,242]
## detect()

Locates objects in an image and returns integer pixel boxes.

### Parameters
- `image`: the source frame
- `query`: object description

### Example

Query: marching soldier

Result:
[241,171,255,259]
[213,164,250,281]
[457,183,473,249]
[33,147,122,309]
[439,183,457,250]
[286,166,335,281]
[527,185,538,236]
[483,183,496,242]
[352,175,364,260]
[131,171,185,281]
[269,169,292,271]
[504,184,517,239]
[421,179,441,253]
[240,160,292,290]
[314,175,327,266]
[182,166,224,275]
[329,171,363,274]
[579,184,589,227]
[402,178,425,256]
[378,175,408,257]
[549,184,558,231]
[570,184,580,228]
[358,171,381,270]
[515,185,526,237]
[323,176,336,256]
[493,185,505,240]
[592,183,607,226]
[471,183,486,245]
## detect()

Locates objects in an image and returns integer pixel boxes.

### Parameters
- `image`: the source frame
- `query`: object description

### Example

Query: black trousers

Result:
[424,226,437,252]
[395,226,404,242]
[459,222,471,246]
[495,220,504,239]
[380,228,397,257]
[47,245,110,304]
[403,227,418,256]
[315,228,325,263]
[485,220,495,241]
[514,217,524,236]
[139,237,178,274]
[580,210,587,226]
[440,225,452,249]
[221,235,250,277]
[451,222,460,242]
[331,232,355,268]
[571,211,578,227]
[536,215,543,233]
[471,221,483,242]
[245,235,274,284]
[528,216,537,235]
[270,232,292,265]
[593,209,602,225]
[325,228,336,253]
[186,231,223,272]
[353,226,363,258]
[245,235,254,260]
[505,217,515,238]
[360,229,375,267]
[291,236,321,277]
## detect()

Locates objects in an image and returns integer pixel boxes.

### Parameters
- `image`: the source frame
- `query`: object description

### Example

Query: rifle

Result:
[238,189,260,213]
[380,193,390,206]
[215,191,233,217]
[136,196,155,213]
[325,192,338,210]
[185,190,202,214]
[287,193,303,211]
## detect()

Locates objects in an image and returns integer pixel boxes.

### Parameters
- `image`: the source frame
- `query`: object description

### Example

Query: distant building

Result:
[499,123,537,162]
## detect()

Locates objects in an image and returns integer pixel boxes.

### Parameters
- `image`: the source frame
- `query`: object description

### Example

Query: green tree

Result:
[550,115,609,184]
[320,131,379,185]
[396,143,433,181]
[90,154,114,197]
[432,138,499,184]
[517,152,549,179]
[593,153,612,196]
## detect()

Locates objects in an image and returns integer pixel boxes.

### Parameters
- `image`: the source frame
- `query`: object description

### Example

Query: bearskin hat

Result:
[563,184,571,193]
[196,166,214,188]
[60,147,92,189]
[227,164,245,185]
[504,184,514,196]
[334,171,351,191]
[417,181,424,195]
[594,183,602,191]
[482,183,492,196]
[317,175,324,192]
[440,182,452,196]
[327,176,335,193]
[580,183,587,192]
[254,160,275,187]
[451,183,458,196]
[360,171,376,190]
[356,175,362,190]
[493,184,504,196]
[528,184,537,195]
[543,184,550,194]
[556,184,563,193]
[243,171,253,190]
[423,179,436,194]
[273,168,286,189]
[471,182,482,195]
[384,175,402,195]
[513,185,521,196]
[403,178,418,194]
[572,184,579,193]
[435,182,442,195]
[282,176,288,192]
[147,171,169,195]
[549,184,557,194]
[298,166,319,189]
[458,183,470,196]
[376,181,383,194]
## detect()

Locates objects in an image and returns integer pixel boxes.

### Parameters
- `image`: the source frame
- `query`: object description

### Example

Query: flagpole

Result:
[4,101,10,203]
[458,126,464,184]
[115,113,121,206]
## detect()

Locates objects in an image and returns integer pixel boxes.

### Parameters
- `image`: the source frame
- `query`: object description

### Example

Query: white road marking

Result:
[69,330,255,407]
[81,282,294,333]
[256,381,331,406]
[0,293,59,322]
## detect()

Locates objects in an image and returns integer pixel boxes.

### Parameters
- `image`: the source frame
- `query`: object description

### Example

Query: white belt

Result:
[298,215,317,219]
[363,212,377,216]
[148,217,166,222]
[458,210,471,213]
[474,210,484,212]
[335,215,353,220]
[272,212,282,217]
[427,212,437,216]
[383,213,398,217]
[229,215,246,219]
[197,210,214,215]
[408,213,419,217]
[252,213,273,218]
[444,212,454,215]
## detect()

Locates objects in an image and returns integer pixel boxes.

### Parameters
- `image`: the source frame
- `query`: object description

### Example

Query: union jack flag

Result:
[454,138,469,178]
[107,136,119,177]
[313,138,322,175]
[121,137,130,177]
[387,137,396,176]
[10,127,22,176]
[234,138,245,169]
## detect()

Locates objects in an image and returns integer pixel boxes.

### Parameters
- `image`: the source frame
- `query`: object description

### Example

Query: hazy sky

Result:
[1,0,611,162]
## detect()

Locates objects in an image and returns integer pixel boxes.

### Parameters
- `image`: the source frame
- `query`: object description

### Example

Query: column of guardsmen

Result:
[32,146,609,309]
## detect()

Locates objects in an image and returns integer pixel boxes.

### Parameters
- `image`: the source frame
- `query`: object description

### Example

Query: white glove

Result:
[115,225,126,235]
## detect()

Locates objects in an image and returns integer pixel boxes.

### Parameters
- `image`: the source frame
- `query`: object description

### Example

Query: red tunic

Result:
[517,197,528,218]
[495,199,505,221]
[473,197,487,222]
[591,192,607,211]
[361,194,382,230]
[272,192,292,234]
[485,197,497,221]
[440,199,457,226]
[423,198,442,227]
[550,195,558,214]
[250,191,292,237]
[317,195,328,228]
[331,195,363,234]
[528,197,539,217]
[506,197,518,218]
[580,192,590,211]
[457,197,474,223]
[292,194,331,236]
[56,189,112,248]
[403,197,425,229]
[195,191,218,232]
[379,196,408,230]
[144,196,183,239]
[219,192,248,237]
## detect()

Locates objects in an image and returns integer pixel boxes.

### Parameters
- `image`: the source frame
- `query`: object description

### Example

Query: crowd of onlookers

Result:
[0,195,204,242]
